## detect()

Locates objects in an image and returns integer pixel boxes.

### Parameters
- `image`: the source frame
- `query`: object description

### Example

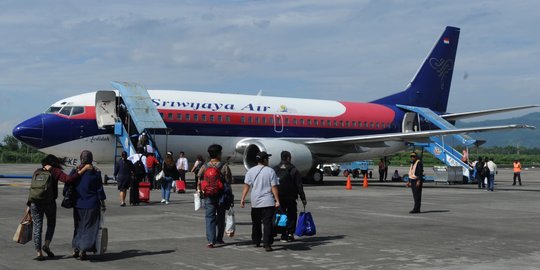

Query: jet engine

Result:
[237,139,314,174]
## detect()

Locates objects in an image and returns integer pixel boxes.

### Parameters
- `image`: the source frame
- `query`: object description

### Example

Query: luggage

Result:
[225,207,236,237]
[295,207,316,237]
[139,182,151,202]
[274,208,288,228]
[95,212,108,255]
[175,180,186,193]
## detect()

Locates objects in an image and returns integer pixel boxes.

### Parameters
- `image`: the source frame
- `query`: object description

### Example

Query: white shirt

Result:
[487,161,497,175]
[176,157,189,171]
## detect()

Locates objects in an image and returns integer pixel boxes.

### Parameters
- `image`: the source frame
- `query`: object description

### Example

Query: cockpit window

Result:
[59,106,72,116]
[71,106,84,116]
[46,107,62,113]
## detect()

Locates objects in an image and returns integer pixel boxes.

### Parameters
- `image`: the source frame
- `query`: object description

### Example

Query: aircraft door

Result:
[273,114,284,133]
[402,112,419,133]
[95,91,118,130]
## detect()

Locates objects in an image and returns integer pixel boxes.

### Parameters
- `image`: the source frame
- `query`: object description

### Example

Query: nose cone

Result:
[12,115,44,149]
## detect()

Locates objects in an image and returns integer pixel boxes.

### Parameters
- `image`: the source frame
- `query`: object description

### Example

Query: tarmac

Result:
[1,163,540,270]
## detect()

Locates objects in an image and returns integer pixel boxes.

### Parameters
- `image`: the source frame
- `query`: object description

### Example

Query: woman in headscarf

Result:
[114,151,133,207]
[26,155,92,261]
[71,150,107,260]
[161,151,178,205]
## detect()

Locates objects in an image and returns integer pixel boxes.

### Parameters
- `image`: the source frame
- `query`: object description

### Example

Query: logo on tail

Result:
[429,58,454,90]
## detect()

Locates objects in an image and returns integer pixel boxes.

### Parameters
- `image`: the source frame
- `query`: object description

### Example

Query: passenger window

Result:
[340,121,343,127]
[376,122,379,129]
[293,119,298,125]
[314,120,318,126]
[352,121,356,127]
[262,117,267,124]
[210,115,215,122]
[159,112,164,119]
[194,114,199,121]
[370,122,373,128]
[358,122,362,128]
[256,117,260,124]
[177,113,182,120]
[285,118,289,125]
[225,116,230,123]
[70,107,84,116]
[269,118,274,124]
[300,119,305,125]
[168,113,173,120]
[328,120,332,127]
[381,123,385,128]
[59,106,72,116]
[186,114,191,121]
[248,116,252,124]
[346,121,349,127]
[201,114,206,121]
[241,116,245,123]
[307,119,311,126]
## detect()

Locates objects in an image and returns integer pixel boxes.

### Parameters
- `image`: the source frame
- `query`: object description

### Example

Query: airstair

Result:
[397,105,474,182]
[95,82,167,166]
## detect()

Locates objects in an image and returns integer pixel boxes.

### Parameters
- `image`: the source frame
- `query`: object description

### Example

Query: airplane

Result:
[12,26,536,183]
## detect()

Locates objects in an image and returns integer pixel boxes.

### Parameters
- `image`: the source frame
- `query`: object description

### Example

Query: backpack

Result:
[483,164,491,177]
[201,162,225,197]
[219,182,234,210]
[29,169,54,203]
[275,163,297,198]
[134,155,146,177]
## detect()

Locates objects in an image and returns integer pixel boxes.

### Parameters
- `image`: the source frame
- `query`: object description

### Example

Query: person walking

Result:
[513,159,522,186]
[383,157,390,181]
[475,157,485,189]
[197,144,233,248]
[146,149,159,190]
[128,147,147,205]
[273,151,306,243]
[191,154,205,188]
[175,152,189,192]
[486,158,498,191]
[114,151,133,207]
[378,158,385,182]
[26,155,91,261]
[161,152,178,205]
[407,152,423,214]
[71,150,107,261]
[240,151,280,252]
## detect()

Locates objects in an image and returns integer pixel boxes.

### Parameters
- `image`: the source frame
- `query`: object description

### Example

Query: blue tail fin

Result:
[372,26,460,113]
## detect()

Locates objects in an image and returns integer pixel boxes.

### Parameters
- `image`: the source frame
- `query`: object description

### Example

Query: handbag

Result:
[13,209,33,244]
[295,206,316,236]
[274,208,288,228]
[61,183,76,209]
[155,170,165,183]
[225,207,236,237]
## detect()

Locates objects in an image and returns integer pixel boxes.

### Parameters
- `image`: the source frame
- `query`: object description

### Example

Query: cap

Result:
[256,151,272,161]
[167,151,173,156]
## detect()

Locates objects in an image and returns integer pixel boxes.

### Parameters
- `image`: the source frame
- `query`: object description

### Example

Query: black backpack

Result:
[275,163,298,198]
[134,155,146,177]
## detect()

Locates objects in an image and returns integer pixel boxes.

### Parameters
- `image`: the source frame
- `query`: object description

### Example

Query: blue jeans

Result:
[204,196,225,244]
[161,177,172,201]
[488,174,495,191]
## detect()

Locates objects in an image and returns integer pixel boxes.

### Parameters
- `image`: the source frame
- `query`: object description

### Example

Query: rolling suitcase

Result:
[139,182,151,202]
[175,180,186,193]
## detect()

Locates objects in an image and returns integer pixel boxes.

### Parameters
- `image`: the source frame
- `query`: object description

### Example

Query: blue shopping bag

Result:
[275,208,288,228]
[295,208,316,236]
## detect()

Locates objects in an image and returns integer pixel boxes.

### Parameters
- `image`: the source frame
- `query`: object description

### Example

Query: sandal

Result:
[42,245,55,258]
[72,249,80,258]
[33,255,45,261]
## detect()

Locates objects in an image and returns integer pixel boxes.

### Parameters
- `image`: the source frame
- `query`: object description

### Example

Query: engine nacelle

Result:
[238,139,313,174]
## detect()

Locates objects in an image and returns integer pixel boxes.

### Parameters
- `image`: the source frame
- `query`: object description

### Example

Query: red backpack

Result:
[201,163,224,197]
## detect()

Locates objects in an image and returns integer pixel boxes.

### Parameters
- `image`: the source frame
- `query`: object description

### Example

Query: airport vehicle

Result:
[12,26,535,183]
[318,163,341,177]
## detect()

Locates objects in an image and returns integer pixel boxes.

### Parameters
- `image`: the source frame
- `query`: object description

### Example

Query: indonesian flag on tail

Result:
[443,37,450,44]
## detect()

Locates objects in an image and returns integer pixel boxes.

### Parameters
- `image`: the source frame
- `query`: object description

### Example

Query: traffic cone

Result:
[346,175,352,190]
[363,173,369,189]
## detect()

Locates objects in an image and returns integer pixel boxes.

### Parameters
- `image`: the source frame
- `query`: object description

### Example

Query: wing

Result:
[441,105,538,121]
[305,124,535,146]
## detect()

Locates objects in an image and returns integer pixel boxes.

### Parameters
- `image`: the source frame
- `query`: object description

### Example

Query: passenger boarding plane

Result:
[12,26,536,182]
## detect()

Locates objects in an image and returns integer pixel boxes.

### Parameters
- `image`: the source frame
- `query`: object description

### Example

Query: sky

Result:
[1,0,539,140]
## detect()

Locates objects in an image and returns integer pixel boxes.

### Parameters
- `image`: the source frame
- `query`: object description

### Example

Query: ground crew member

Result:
[513,159,522,186]
[407,152,423,214]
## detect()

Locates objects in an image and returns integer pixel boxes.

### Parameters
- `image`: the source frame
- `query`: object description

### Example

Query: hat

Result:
[256,151,272,161]
[167,151,173,156]
[410,152,418,157]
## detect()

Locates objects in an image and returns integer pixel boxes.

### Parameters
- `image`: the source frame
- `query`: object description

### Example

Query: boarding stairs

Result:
[397,105,474,182]
[110,81,167,164]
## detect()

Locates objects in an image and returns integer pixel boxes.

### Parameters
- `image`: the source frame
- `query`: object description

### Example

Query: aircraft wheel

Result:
[312,170,324,185]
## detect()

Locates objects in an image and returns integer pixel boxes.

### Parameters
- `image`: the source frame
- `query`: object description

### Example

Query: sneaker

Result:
[264,245,273,252]
[287,234,295,242]
[165,201,170,205]
[161,199,166,203]
[207,243,214,248]
[120,203,126,207]
[280,235,288,243]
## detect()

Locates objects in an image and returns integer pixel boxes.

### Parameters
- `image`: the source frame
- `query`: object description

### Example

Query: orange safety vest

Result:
[409,160,420,180]
[513,162,521,173]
